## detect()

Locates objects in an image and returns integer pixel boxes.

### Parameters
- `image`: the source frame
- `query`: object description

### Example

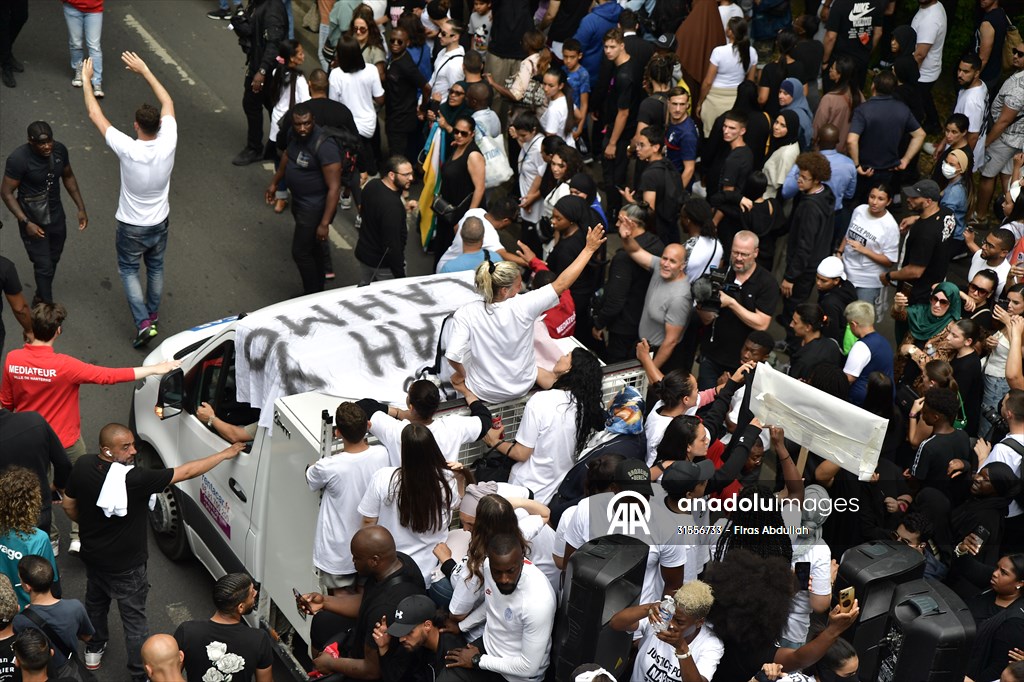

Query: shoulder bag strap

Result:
[21,607,73,658]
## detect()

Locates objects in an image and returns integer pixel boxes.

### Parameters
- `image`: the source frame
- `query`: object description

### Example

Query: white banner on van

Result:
[747,362,887,481]
[235,273,482,430]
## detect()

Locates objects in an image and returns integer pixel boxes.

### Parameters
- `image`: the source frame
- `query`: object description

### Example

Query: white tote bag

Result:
[476,132,513,188]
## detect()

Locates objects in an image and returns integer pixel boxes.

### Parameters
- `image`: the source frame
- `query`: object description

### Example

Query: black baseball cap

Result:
[902,179,941,201]
[661,460,715,498]
[386,595,436,637]
[614,458,654,497]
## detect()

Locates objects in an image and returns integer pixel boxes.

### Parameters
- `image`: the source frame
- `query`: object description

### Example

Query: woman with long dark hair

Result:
[482,348,606,504]
[947,318,984,436]
[812,54,862,153]
[696,17,756,138]
[345,4,385,82]
[787,303,844,381]
[328,35,384,179]
[981,284,1024,435]
[267,39,310,214]
[930,113,974,186]
[357,423,462,584]
[540,67,576,147]
[433,114,485,266]
[681,197,724,282]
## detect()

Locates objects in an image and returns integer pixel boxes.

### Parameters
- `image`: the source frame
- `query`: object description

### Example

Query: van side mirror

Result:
[156,368,184,420]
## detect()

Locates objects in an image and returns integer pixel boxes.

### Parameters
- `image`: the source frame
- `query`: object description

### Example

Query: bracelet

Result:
[207,417,215,427]
[676,651,692,660]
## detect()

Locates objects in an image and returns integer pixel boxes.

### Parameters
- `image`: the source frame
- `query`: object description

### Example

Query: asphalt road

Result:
[0,2,427,679]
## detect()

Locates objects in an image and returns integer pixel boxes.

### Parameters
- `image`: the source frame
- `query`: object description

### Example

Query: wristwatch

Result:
[471,653,482,668]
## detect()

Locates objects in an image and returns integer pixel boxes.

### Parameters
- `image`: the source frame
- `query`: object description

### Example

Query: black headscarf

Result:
[767,110,801,157]
[554,195,596,227]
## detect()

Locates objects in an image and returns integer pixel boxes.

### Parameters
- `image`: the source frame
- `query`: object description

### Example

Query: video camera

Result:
[692,268,740,315]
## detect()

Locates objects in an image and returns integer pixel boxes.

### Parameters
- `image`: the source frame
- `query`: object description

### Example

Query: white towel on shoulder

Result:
[96,462,133,517]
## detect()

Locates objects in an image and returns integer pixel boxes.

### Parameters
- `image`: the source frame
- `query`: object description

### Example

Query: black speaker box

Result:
[870,579,976,682]
[552,534,650,681]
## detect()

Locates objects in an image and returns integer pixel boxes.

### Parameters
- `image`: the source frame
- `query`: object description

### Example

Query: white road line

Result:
[166,601,192,625]
[329,225,352,250]
[123,12,228,113]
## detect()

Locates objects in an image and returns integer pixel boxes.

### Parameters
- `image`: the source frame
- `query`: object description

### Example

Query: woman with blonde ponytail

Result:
[446,226,607,403]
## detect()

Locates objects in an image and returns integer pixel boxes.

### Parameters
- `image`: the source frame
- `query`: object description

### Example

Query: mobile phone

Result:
[795,561,811,591]
[998,297,1011,309]
[897,281,913,296]
[293,588,309,620]
[839,586,855,612]
[51,489,63,503]
[974,525,991,549]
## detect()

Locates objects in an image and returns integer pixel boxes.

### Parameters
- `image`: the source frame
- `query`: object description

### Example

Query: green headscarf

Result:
[906,281,962,341]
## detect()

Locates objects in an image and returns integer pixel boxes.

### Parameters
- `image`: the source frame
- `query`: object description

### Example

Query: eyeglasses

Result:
[890,530,920,548]
[731,251,753,259]
[969,282,993,296]
[930,295,950,306]
[354,25,368,33]
[452,129,472,137]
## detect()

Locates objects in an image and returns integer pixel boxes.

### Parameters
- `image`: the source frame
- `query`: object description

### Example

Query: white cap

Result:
[816,255,846,280]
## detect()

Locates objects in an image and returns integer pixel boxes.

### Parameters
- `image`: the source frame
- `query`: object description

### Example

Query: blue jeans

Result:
[63,3,102,84]
[981,374,1011,438]
[116,218,168,327]
[218,0,241,10]
[85,562,150,682]
[283,0,294,40]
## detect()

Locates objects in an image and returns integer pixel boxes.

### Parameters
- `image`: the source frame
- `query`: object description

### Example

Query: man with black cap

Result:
[373,594,467,681]
[1,121,88,306]
[562,458,685,606]
[879,178,955,307]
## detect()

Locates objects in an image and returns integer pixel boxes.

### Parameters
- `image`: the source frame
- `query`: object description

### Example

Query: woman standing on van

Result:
[446,226,606,404]
[358,424,467,586]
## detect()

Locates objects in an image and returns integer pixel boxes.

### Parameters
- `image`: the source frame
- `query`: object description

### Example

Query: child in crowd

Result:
[469,0,492,55]
[561,39,590,149]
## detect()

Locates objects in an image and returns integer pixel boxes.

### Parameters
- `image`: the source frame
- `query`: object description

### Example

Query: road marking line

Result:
[123,12,228,113]
[329,225,352,250]
[262,162,276,171]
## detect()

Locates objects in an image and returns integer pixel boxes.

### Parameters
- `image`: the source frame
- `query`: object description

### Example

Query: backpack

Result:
[313,126,361,180]
[1004,21,1023,70]
[995,436,1024,509]
[547,432,647,527]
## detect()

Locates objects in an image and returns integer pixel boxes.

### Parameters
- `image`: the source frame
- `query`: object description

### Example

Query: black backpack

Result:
[313,126,361,180]
[547,433,647,527]
[643,0,688,38]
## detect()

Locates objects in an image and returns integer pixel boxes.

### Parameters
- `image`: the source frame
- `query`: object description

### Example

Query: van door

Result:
[177,336,261,574]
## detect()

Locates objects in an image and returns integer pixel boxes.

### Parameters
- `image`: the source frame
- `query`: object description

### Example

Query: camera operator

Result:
[694,231,779,390]
[974,389,1024,554]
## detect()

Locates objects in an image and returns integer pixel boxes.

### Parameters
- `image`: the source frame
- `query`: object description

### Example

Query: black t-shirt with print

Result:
[826,0,884,65]
[64,454,174,573]
[285,126,343,212]
[903,208,955,305]
[0,635,14,682]
[175,619,275,682]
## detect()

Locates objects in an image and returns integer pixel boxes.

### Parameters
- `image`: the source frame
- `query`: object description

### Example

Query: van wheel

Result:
[136,443,190,561]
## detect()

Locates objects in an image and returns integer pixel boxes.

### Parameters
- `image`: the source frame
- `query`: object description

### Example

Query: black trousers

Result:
[291,205,327,295]
[20,217,67,304]
[0,0,28,66]
[917,79,941,134]
[601,135,629,217]
[243,72,272,152]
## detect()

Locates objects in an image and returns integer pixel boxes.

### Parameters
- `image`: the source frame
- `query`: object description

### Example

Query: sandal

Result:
[274,198,288,214]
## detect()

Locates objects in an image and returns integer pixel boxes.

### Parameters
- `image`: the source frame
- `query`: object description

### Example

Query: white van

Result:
[129,272,647,677]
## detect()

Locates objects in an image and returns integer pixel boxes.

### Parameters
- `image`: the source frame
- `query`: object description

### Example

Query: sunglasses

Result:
[450,89,465,96]
[969,282,993,296]
[930,295,950,306]
[440,31,453,37]
[890,530,921,548]
[1015,49,1024,57]
[354,25,368,33]
[390,38,406,44]
[452,129,472,137]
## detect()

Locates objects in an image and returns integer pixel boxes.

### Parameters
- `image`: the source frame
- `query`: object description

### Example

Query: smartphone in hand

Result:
[838,586,855,612]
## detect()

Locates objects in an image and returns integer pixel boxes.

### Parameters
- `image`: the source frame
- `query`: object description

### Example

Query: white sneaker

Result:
[72,66,83,87]
[69,540,81,554]
[84,645,106,670]
[50,538,59,556]
[339,194,353,210]
[922,141,936,155]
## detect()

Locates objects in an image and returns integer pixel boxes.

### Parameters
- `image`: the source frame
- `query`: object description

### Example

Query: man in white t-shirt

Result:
[967,226,1013,294]
[431,19,466,102]
[443,534,556,682]
[911,0,947,135]
[436,197,522,273]
[306,402,389,593]
[981,389,1024,525]
[954,54,989,162]
[81,51,177,349]
[357,377,492,466]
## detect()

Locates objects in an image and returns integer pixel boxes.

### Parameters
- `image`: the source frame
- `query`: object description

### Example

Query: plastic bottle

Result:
[652,595,675,633]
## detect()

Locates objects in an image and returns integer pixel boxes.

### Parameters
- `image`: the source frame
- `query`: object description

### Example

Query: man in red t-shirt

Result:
[0,302,179,553]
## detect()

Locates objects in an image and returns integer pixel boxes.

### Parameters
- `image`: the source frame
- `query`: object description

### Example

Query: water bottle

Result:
[652,595,675,633]
[925,343,936,358]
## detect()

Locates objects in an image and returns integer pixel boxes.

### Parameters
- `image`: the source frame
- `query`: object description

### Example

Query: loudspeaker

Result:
[837,540,925,676]
[869,579,976,682]
[552,534,649,681]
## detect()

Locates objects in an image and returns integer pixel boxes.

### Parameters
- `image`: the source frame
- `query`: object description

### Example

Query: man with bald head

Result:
[299,525,426,680]
[619,235,694,372]
[440,217,499,274]
[63,423,245,681]
[781,123,857,249]
[467,81,501,138]
[142,634,185,682]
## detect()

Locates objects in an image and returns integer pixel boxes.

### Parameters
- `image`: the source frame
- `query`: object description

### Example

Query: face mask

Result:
[941,162,959,179]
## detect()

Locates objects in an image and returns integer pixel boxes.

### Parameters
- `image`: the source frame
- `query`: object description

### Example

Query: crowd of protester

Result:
[7,0,1024,680]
